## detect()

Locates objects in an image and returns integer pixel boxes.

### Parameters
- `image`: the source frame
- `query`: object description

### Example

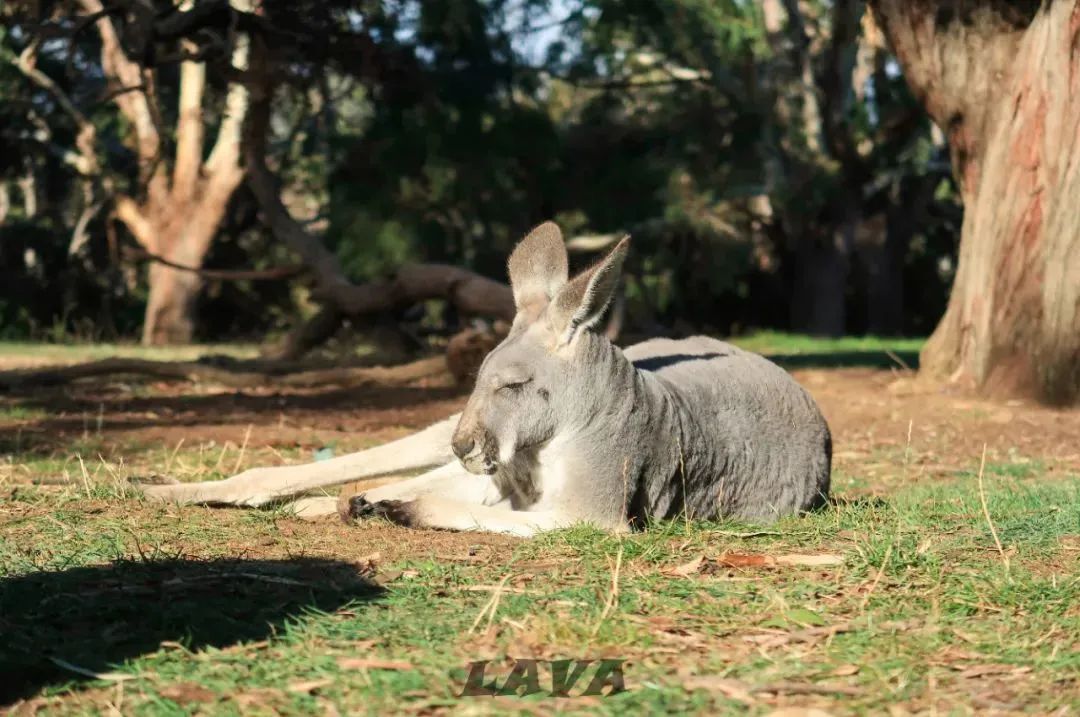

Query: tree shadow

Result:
[0,557,382,705]
[0,382,466,458]
[766,349,921,371]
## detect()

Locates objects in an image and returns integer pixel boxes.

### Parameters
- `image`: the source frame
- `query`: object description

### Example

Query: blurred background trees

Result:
[5,1,1071,401]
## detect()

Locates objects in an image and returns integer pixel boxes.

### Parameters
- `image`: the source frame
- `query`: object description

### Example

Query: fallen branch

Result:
[247,144,516,320]
[245,109,622,359]
[0,355,447,390]
[122,245,307,281]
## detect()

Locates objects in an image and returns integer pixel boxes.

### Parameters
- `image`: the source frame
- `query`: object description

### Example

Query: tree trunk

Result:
[871,1,1080,403]
[143,261,205,344]
[854,213,904,336]
[790,216,855,337]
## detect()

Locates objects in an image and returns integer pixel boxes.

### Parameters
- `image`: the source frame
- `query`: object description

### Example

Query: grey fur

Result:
[142,222,831,536]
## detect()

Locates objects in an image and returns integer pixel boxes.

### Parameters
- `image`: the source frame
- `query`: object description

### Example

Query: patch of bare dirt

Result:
[796,368,1080,481]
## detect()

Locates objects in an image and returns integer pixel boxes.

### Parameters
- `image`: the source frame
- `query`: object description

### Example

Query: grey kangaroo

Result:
[142,222,832,536]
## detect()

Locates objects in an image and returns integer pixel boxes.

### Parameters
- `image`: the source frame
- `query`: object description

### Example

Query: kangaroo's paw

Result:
[342,495,418,527]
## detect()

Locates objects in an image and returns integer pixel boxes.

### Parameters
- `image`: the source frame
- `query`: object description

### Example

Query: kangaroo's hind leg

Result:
[141,414,461,507]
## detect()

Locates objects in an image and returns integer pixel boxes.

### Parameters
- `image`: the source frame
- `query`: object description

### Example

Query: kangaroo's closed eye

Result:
[498,378,533,392]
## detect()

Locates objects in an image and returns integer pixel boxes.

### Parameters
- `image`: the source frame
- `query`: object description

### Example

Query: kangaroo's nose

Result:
[452,435,476,460]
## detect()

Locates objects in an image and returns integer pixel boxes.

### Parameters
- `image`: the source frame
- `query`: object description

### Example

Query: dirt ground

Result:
[3,359,1079,564]
[2,351,1079,715]
[7,361,1080,475]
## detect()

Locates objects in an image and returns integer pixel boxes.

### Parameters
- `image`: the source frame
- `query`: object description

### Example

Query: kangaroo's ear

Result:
[548,235,630,347]
[507,221,569,314]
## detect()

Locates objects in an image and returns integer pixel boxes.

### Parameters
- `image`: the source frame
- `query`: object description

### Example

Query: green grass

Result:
[731,330,925,356]
[731,331,924,369]
[0,342,259,364]
[3,332,1074,714]
[2,471,1077,715]
[0,332,924,371]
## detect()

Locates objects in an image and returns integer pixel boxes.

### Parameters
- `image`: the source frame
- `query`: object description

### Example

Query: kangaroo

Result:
[142,222,832,536]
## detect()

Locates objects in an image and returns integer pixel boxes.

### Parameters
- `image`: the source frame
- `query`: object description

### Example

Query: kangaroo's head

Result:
[451,221,630,474]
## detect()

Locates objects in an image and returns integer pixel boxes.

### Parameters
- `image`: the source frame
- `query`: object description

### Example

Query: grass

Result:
[0,342,259,370]
[0,331,924,371]
[731,330,925,356]
[1,467,1077,715]
[731,331,924,370]
[4,332,1078,715]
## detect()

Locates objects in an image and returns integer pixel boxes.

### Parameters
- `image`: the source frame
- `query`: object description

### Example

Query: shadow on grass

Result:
[765,349,920,371]
[0,557,382,705]
[0,381,467,458]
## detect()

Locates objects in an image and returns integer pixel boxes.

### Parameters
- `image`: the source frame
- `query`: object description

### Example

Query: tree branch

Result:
[12,41,100,176]
[122,246,306,281]
[172,1,207,203]
[113,194,156,251]
[78,0,166,204]
[203,0,252,190]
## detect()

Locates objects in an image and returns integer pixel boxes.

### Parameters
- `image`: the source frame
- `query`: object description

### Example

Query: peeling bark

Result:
[872,0,1080,402]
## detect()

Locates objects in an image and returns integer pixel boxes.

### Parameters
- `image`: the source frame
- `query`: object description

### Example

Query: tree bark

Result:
[143,259,205,344]
[871,0,1080,402]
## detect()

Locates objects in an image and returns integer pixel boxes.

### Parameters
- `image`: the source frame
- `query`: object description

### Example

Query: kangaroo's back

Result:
[623,336,832,522]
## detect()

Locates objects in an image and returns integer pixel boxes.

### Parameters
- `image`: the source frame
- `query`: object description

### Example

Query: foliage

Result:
[0,0,962,341]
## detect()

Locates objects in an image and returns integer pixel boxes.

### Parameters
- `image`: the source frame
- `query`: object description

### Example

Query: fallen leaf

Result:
[956,664,1032,679]
[716,553,770,568]
[665,555,705,577]
[830,664,860,677]
[682,675,756,704]
[159,682,217,704]
[759,681,862,696]
[744,621,852,648]
[950,628,980,644]
[337,658,413,671]
[715,553,844,568]
[774,553,845,567]
[221,639,269,654]
[288,679,333,694]
[232,689,284,710]
[375,570,403,583]
[355,552,381,574]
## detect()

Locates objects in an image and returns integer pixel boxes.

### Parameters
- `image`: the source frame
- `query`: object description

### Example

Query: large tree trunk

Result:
[871,1,1080,403]
[143,261,205,344]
